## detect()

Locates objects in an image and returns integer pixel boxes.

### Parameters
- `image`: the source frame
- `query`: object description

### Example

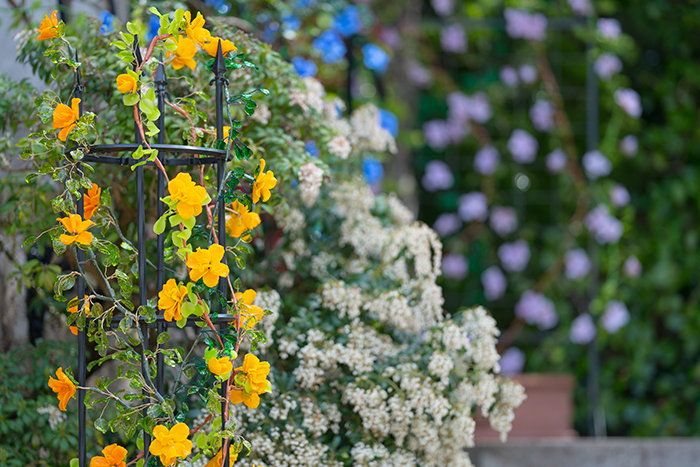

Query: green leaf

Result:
[21,236,37,248]
[97,241,120,267]
[111,40,127,50]
[118,50,135,63]
[70,459,79,467]
[25,173,38,184]
[94,418,108,434]
[157,332,170,344]
[154,212,168,235]
[126,21,140,35]
[123,93,140,106]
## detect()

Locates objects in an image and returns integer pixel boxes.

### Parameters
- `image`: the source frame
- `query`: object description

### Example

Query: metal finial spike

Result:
[132,35,143,69]
[155,53,167,87]
[214,39,226,75]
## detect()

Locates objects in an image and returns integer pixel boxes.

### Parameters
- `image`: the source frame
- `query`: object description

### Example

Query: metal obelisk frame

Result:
[73,37,235,467]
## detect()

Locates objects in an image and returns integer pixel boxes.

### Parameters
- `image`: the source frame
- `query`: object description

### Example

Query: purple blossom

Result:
[529,99,555,132]
[564,248,591,280]
[490,206,518,237]
[379,27,402,50]
[582,150,612,179]
[422,160,455,192]
[515,290,558,330]
[567,0,592,16]
[594,53,623,81]
[431,0,455,16]
[601,300,630,334]
[407,62,433,87]
[610,184,630,208]
[433,213,462,237]
[570,314,596,345]
[507,129,539,164]
[585,205,624,244]
[546,148,568,173]
[500,66,519,87]
[624,255,643,278]
[442,253,469,279]
[441,24,468,53]
[445,119,470,144]
[474,146,501,176]
[499,347,526,376]
[620,135,638,157]
[504,8,548,41]
[498,239,530,272]
[447,92,493,124]
[519,64,538,84]
[458,192,489,222]
[423,120,452,150]
[614,88,642,119]
[597,18,622,41]
[482,266,507,301]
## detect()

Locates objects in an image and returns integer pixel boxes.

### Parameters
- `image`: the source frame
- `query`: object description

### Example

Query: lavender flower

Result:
[597,18,622,41]
[515,290,558,330]
[624,255,643,278]
[519,64,538,84]
[610,184,630,208]
[500,66,519,87]
[546,148,568,173]
[504,8,548,41]
[474,146,501,176]
[431,0,455,17]
[490,206,518,237]
[614,88,642,119]
[458,192,489,222]
[423,120,451,150]
[582,150,612,179]
[433,213,462,237]
[442,253,469,279]
[508,129,539,164]
[379,27,402,50]
[586,205,624,244]
[570,314,596,345]
[567,0,592,16]
[500,347,526,376]
[601,300,630,334]
[482,266,507,301]
[594,53,623,81]
[422,160,455,192]
[620,135,638,157]
[529,99,555,132]
[498,239,530,272]
[441,24,468,53]
[564,248,591,280]
[447,92,493,124]
[445,119,469,144]
[407,62,433,87]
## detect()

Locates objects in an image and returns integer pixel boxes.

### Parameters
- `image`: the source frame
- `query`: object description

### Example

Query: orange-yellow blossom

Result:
[83,183,101,219]
[226,200,261,238]
[202,37,237,57]
[208,356,233,376]
[37,10,59,41]
[53,98,80,141]
[150,423,193,466]
[186,244,229,288]
[48,367,76,411]
[204,446,239,467]
[230,388,261,409]
[57,213,94,245]
[168,172,208,220]
[237,353,270,394]
[234,289,264,330]
[252,159,277,203]
[168,36,197,70]
[90,444,127,467]
[184,11,212,46]
[67,300,90,336]
[158,279,188,322]
[116,74,138,94]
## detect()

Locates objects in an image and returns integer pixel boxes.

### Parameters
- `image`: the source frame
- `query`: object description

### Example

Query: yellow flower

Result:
[90,444,127,467]
[53,98,80,142]
[204,446,239,467]
[150,423,193,467]
[236,353,270,394]
[158,279,188,322]
[168,173,208,220]
[37,10,59,41]
[230,388,260,409]
[234,289,264,330]
[226,201,261,238]
[57,213,94,245]
[84,183,101,220]
[208,356,233,376]
[116,74,138,94]
[186,244,229,288]
[252,159,277,204]
[184,11,212,46]
[68,300,90,336]
[223,126,230,141]
[48,367,76,411]
[202,37,237,57]
[168,36,197,70]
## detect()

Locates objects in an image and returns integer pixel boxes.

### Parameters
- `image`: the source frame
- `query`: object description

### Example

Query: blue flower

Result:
[378,109,398,138]
[262,22,280,43]
[363,158,384,184]
[282,14,301,31]
[362,43,390,74]
[333,5,362,37]
[292,57,318,78]
[293,0,317,8]
[312,30,347,64]
[205,0,227,8]
[146,13,160,42]
[305,141,320,157]
[98,10,115,34]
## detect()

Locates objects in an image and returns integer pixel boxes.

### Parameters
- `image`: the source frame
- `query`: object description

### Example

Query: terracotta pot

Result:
[475,373,577,440]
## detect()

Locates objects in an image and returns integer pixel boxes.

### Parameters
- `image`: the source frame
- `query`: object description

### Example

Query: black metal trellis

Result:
[72,37,234,467]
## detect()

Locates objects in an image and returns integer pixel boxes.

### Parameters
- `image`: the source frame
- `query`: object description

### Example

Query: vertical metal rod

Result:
[213,41,230,467]
[74,60,86,467]
[155,56,168,395]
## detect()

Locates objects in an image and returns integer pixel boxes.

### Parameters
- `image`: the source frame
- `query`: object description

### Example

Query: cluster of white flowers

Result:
[348,104,398,154]
[310,251,337,279]
[236,425,342,467]
[253,289,281,350]
[321,280,363,319]
[298,162,324,207]
[327,134,352,159]
[386,193,415,225]
[275,207,306,234]
[37,404,66,430]
[462,305,502,372]
[290,78,325,115]
[252,102,271,125]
